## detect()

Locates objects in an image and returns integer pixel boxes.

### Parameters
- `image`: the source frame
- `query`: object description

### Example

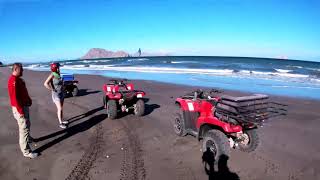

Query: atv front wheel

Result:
[63,90,69,98]
[72,86,79,97]
[107,100,117,119]
[237,129,259,152]
[134,99,145,116]
[173,105,187,136]
[202,129,230,163]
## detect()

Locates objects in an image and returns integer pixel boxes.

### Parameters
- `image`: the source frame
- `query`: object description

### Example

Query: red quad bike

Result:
[103,79,146,119]
[174,89,287,162]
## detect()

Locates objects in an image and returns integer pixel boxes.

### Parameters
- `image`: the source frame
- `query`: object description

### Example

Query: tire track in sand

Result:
[119,118,146,180]
[65,122,104,180]
[64,101,105,180]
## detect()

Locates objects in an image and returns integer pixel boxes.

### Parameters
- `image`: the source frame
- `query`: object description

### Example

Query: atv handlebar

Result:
[209,89,222,94]
[109,79,129,85]
[182,89,223,100]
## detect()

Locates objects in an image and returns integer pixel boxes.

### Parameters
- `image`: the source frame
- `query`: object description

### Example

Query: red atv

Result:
[174,89,286,162]
[103,79,146,119]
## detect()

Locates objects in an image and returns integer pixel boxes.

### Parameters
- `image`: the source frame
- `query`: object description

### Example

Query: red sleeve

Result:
[8,76,24,115]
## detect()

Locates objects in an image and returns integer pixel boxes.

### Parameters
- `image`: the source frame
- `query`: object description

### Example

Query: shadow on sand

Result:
[202,148,240,180]
[77,89,101,97]
[34,106,106,154]
[65,89,100,98]
[66,106,105,124]
[143,98,161,116]
[144,104,161,115]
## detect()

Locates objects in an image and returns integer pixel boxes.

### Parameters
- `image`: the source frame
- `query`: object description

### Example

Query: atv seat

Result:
[121,91,137,101]
[118,85,129,92]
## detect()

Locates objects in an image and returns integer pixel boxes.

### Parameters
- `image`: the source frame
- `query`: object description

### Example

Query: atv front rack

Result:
[215,94,287,126]
[109,79,128,85]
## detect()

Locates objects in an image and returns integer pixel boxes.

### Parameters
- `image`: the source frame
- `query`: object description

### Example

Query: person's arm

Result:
[24,82,32,107]
[44,74,55,91]
[10,78,24,116]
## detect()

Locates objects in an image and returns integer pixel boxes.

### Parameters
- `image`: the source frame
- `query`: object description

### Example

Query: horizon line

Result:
[2,55,318,65]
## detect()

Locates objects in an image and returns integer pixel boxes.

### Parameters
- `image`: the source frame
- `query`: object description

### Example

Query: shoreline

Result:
[23,67,320,102]
[1,67,320,180]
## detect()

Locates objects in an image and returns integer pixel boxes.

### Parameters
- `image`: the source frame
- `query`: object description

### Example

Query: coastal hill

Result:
[81,48,170,59]
[81,48,129,59]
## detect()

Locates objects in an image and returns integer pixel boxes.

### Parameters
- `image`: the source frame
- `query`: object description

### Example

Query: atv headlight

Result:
[137,94,142,98]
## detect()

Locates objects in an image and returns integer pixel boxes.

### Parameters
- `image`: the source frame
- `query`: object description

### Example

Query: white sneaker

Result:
[59,124,67,129]
[24,152,38,159]
[61,120,69,124]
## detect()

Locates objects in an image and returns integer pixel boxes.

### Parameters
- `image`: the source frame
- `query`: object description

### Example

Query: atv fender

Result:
[106,92,122,99]
[175,98,199,111]
[197,116,243,137]
[198,124,225,141]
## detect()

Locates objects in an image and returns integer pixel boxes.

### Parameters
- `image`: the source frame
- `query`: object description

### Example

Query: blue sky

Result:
[0,0,319,63]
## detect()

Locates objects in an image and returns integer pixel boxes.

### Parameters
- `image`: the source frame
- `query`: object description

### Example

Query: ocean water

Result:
[25,56,320,99]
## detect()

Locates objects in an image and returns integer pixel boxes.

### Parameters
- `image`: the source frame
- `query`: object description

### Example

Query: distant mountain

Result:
[81,48,129,59]
[0,61,3,67]
[81,48,171,59]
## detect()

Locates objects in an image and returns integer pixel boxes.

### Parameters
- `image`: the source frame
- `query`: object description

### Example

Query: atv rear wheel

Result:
[72,86,79,97]
[173,105,187,136]
[107,100,117,119]
[202,129,230,163]
[237,129,259,152]
[134,99,145,116]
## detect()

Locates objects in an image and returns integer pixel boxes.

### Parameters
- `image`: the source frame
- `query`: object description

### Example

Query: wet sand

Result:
[0,67,320,180]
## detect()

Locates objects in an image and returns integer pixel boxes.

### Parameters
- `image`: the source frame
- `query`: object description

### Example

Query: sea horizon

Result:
[24,56,320,100]
[13,55,320,65]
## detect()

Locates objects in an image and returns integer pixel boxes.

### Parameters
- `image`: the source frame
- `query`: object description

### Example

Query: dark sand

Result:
[0,67,320,180]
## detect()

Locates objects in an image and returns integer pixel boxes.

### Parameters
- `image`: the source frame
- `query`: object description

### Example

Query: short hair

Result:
[12,62,22,71]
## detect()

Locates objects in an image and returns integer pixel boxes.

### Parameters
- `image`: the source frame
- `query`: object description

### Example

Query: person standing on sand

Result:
[7,63,38,158]
[44,62,68,129]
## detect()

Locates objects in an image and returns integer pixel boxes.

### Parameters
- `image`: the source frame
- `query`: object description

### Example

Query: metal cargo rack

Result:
[215,94,287,125]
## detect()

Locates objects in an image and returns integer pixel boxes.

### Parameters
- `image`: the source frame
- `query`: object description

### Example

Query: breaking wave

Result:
[275,69,293,73]
[127,58,149,62]
[25,63,318,83]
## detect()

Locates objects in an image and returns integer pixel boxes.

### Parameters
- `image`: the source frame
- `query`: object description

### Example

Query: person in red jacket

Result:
[8,63,38,158]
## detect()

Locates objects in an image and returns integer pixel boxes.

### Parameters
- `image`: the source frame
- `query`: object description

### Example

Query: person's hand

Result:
[13,107,24,118]
[17,112,24,118]
[26,100,32,107]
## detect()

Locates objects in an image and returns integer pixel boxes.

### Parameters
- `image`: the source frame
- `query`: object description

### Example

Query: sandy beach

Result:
[0,67,320,180]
